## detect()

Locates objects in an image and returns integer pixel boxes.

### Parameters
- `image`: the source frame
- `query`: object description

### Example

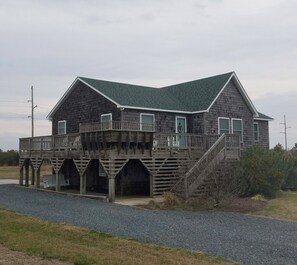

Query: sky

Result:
[0,0,296,151]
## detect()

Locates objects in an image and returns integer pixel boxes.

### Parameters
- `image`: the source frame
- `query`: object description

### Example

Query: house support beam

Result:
[30,158,43,189]
[19,166,24,186]
[19,158,25,186]
[51,158,65,192]
[73,159,91,195]
[30,163,35,186]
[108,176,115,203]
[80,173,87,195]
[100,158,129,202]
[25,160,30,187]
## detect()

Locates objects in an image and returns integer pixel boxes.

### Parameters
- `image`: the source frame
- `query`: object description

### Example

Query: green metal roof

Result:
[78,72,233,112]
[48,72,264,120]
[78,77,186,111]
[163,72,233,111]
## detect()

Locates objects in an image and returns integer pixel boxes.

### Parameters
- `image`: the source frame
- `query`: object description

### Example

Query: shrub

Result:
[281,154,297,191]
[162,192,178,207]
[239,145,285,198]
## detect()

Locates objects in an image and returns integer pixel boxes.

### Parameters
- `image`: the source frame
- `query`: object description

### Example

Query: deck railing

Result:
[19,130,239,158]
[153,133,220,149]
[79,121,155,133]
[19,133,81,157]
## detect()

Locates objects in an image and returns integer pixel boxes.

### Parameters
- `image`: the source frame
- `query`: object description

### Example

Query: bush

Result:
[239,145,285,198]
[281,153,297,191]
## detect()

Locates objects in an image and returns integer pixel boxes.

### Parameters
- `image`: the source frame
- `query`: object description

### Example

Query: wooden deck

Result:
[19,121,241,202]
[19,132,220,159]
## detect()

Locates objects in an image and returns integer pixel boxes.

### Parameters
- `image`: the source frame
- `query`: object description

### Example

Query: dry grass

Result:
[253,191,297,221]
[0,166,19,179]
[0,208,237,265]
[0,164,52,180]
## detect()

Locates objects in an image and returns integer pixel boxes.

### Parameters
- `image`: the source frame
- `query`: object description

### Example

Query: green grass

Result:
[253,191,297,221]
[0,208,237,265]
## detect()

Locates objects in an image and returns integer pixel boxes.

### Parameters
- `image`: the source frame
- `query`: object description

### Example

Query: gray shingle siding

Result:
[256,120,270,148]
[122,109,191,133]
[203,80,254,146]
[52,82,120,135]
[190,113,205,134]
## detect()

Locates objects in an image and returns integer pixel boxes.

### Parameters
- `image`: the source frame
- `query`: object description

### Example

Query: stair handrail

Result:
[171,134,226,195]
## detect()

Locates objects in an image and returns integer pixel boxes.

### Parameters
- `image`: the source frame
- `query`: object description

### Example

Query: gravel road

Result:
[0,185,296,265]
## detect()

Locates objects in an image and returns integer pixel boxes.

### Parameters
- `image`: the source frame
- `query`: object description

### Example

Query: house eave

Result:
[118,105,206,114]
[254,117,274,121]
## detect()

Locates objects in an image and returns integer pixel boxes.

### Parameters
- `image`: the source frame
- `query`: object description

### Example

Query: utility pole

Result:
[280,115,291,151]
[28,86,37,137]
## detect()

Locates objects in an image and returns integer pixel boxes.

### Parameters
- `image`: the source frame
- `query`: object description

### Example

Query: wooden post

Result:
[149,174,154,198]
[25,162,29,187]
[55,171,61,192]
[184,174,188,199]
[80,173,86,195]
[19,166,24,186]
[108,176,115,202]
[35,168,40,189]
[188,135,192,158]
[31,163,35,186]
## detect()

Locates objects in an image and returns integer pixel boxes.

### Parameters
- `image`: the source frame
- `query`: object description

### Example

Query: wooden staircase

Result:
[171,134,240,198]
[141,156,196,196]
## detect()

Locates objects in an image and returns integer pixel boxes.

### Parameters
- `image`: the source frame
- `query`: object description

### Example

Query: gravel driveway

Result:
[0,185,296,265]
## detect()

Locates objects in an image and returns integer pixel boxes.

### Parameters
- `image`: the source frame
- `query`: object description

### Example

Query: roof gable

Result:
[163,72,233,112]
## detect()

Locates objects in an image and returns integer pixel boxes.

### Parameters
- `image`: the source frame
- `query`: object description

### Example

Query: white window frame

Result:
[140,113,155,131]
[231,118,243,142]
[101,113,112,130]
[218,117,230,135]
[101,113,112,122]
[254,122,259,142]
[175,116,187,133]
[58,120,66,135]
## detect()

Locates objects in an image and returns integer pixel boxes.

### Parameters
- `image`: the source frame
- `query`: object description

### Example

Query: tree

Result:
[0,150,19,166]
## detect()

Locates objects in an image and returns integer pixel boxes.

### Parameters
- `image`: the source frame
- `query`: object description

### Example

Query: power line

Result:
[280,115,291,151]
[28,86,37,137]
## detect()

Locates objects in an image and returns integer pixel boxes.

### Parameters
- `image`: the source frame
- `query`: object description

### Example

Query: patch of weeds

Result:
[89,229,112,238]
[74,254,95,265]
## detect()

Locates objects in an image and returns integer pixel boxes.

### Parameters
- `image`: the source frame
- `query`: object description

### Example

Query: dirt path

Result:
[0,245,71,265]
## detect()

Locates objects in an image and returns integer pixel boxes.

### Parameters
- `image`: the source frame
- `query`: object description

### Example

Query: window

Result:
[140,114,155,131]
[232,118,243,141]
[101,113,112,130]
[254,122,259,142]
[218,117,230,135]
[58,120,66,135]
